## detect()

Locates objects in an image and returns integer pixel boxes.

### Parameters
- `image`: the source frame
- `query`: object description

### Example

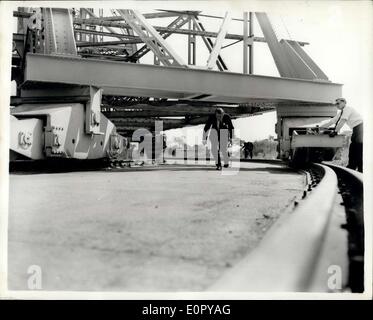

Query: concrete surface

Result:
[8,162,304,291]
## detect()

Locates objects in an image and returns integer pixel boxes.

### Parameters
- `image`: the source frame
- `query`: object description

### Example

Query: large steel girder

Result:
[24,53,342,104]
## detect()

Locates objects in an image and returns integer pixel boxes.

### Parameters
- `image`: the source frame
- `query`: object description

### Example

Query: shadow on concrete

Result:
[9,159,297,175]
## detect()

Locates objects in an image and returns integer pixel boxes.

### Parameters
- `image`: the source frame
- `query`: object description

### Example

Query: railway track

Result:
[324,162,364,293]
[8,159,364,292]
[209,162,364,292]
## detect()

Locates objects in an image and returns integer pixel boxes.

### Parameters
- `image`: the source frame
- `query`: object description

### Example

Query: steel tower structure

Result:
[10,8,343,162]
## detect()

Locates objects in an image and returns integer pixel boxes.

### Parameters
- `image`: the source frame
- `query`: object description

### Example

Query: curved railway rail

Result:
[324,162,364,292]
[209,162,364,292]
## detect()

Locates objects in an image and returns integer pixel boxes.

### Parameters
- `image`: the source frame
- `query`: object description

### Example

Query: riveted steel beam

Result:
[24,53,342,104]
[42,8,77,55]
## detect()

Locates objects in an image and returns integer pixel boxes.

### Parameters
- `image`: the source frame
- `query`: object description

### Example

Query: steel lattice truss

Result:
[12,8,340,135]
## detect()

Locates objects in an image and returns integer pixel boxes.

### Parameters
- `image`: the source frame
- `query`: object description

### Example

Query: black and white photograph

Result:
[0,0,371,301]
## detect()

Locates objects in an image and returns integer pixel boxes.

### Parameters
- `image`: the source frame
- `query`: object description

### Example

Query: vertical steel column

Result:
[42,8,57,54]
[78,9,83,42]
[99,9,103,42]
[42,8,77,55]
[17,7,29,33]
[249,12,254,74]
[188,17,196,65]
[188,18,192,64]
[243,12,248,74]
[88,8,97,43]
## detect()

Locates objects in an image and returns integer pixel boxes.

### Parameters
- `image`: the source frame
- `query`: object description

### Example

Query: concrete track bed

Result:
[8,162,304,291]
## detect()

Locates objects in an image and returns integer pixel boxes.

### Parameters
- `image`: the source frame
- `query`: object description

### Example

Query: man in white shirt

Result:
[320,98,363,172]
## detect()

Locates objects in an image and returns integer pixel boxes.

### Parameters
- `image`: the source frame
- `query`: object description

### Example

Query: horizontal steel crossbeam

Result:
[102,104,264,118]
[114,116,211,132]
[24,53,342,104]
[14,10,309,46]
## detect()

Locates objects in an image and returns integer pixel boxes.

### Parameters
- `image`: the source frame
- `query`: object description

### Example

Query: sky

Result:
[6,1,373,144]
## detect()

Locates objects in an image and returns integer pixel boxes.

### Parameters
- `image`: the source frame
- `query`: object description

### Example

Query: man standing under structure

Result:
[203,108,234,170]
[320,98,363,172]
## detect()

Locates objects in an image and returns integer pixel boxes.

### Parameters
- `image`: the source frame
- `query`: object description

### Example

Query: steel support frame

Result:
[127,14,190,62]
[75,9,134,55]
[191,16,227,71]
[255,12,294,78]
[255,12,328,80]
[42,8,77,55]
[24,53,342,104]
[14,10,310,46]
[188,18,196,65]
[249,12,254,74]
[117,9,186,66]
[68,16,309,46]
[243,12,248,74]
[206,12,231,69]
[78,8,87,42]
[80,8,132,43]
